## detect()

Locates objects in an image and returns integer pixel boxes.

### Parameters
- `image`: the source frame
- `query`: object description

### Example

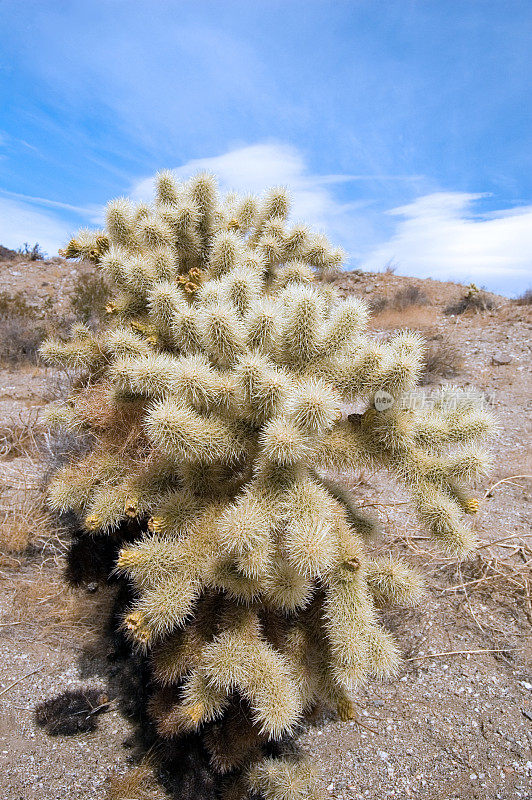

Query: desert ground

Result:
[0,252,530,800]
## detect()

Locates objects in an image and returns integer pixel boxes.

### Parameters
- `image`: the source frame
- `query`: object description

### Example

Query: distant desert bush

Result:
[393,284,429,309]
[70,272,109,325]
[515,288,532,305]
[0,289,72,364]
[372,283,429,314]
[17,241,47,261]
[445,284,496,315]
[0,290,48,364]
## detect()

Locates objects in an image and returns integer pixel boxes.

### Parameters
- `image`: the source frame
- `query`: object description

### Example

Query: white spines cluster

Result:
[42,171,496,800]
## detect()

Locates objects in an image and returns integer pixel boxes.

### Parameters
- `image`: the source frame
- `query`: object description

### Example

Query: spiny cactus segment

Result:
[42,171,495,799]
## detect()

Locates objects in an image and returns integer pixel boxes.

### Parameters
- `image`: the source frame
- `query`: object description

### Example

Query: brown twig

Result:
[353,717,380,735]
[458,563,485,633]
[406,647,522,662]
[441,574,513,593]
[0,664,44,697]
[476,533,532,550]
[483,474,532,500]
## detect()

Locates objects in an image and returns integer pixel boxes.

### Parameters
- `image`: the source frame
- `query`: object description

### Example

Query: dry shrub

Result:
[445,284,496,315]
[17,242,46,261]
[0,290,67,364]
[108,762,164,800]
[70,271,109,325]
[0,292,46,364]
[421,334,463,384]
[515,288,532,306]
[372,283,429,315]
[73,382,146,434]
[40,425,95,480]
[0,408,42,460]
[393,284,429,310]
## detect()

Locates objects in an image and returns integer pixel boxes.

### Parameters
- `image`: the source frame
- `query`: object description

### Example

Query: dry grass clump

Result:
[421,334,463,384]
[7,571,117,642]
[445,284,496,315]
[370,305,437,332]
[393,284,429,310]
[0,462,117,644]
[391,474,532,624]
[0,509,40,555]
[433,532,532,628]
[0,458,49,556]
[392,520,532,623]
[470,537,532,623]
[108,761,165,800]
[0,461,115,638]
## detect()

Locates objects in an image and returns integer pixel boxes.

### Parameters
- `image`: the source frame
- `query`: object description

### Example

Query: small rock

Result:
[491,353,512,365]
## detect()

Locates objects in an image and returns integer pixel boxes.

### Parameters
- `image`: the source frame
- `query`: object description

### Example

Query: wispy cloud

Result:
[1,143,530,295]
[364,193,532,293]
[131,142,411,258]
[0,197,72,255]
[0,187,100,218]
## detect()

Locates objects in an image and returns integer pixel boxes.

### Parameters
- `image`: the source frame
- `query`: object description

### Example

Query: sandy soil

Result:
[0,260,530,799]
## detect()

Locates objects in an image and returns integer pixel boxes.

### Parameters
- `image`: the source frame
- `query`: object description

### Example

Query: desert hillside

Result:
[0,253,530,800]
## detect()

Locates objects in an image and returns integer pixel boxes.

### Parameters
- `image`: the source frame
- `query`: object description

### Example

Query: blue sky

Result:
[1,0,531,294]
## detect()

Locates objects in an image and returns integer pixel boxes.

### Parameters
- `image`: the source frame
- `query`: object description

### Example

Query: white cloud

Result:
[130,142,386,259]
[132,149,532,294]
[2,144,530,295]
[364,192,532,292]
[0,188,100,218]
[0,197,72,256]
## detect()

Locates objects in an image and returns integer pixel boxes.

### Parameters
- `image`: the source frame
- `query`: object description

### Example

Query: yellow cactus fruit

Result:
[463,497,480,514]
[124,496,138,518]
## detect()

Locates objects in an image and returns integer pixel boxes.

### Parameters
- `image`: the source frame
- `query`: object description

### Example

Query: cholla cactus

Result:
[41,171,495,799]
